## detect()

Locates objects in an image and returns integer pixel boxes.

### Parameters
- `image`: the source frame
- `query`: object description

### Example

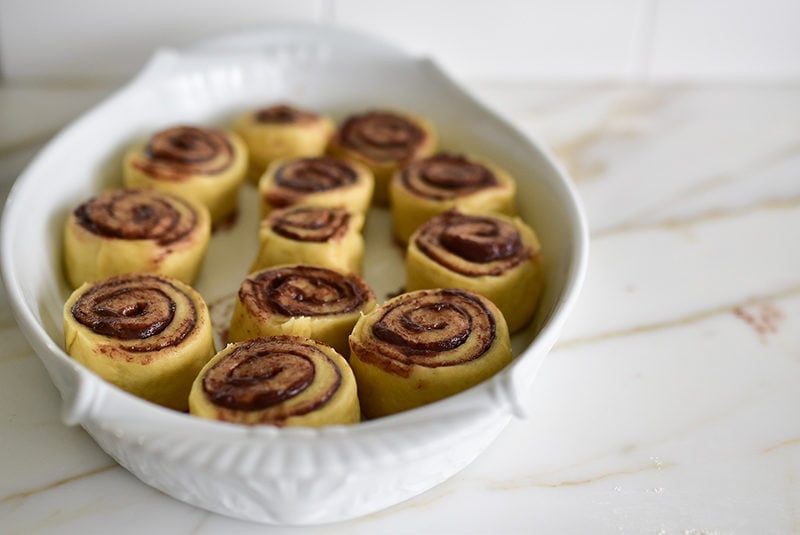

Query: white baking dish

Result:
[0,25,588,524]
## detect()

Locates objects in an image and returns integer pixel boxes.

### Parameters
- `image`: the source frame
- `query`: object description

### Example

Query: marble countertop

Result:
[1,80,799,535]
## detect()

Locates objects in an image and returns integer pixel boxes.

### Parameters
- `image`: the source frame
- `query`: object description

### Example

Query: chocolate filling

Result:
[202,337,341,413]
[71,274,196,352]
[401,153,498,200]
[255,104,319,124]
[274,157,357,193]
[74,189,197,245]
[269,206,350,242]
[240,266,373,318]
[354,289,497,375]
[415,211,532,276]
[336,111,426,163]
[131,126,234,180]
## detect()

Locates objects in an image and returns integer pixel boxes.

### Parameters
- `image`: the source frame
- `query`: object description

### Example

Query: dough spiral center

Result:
[202,337,341,414]
[275,157,357,192]
[270,206,350,242]
[403,154,497,200]
[242,266,371,318]
[71,275,197,352]
[339,111,425,162]
[134,126,234,179]
[74,189,197,244]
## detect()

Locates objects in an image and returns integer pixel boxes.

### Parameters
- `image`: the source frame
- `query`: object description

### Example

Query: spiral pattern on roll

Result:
[414,210,533,276]
[240,265,374,318]
[268,206,351,242]
[202,336,341,414]
[400,153,498,201]
[70,274,197,353]
[337,111,426,163]
[357,289,497,373]
[255,104,319,124]
[74,188,198,245]
[132,126,235,180]
[273,156,357,194]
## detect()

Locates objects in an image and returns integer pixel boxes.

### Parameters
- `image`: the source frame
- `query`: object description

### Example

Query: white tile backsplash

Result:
[648,0,800,80]
[0,0,798,81]
[0,0,324,79]
[332,0,645,81]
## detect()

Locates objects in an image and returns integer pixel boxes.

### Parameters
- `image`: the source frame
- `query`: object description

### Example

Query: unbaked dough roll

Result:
[189,335,360,427]
[233,103,334,183]
[250,206,365,275]
[63,274,215,411]
[348,288,512,418]
[327,110,436,205]
[390,152,516,243]
[123,125,248,226]
[64,188,211,288]
[259,156,373,217]
[229,265,376,357]
[406,209,543,333]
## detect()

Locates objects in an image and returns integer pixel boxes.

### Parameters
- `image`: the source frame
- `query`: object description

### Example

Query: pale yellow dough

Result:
[63,190,211,288]
[233,109,334,183]
[348,288,512,418]
[389,153,517,244]
[123,128,248,226]
[250,207,365,275]
[189,336,360,427]
[228,265,376,357]
[405,212,544,333]
[63,275,215,411]
[327,110,437,205]
[258,157,374,217]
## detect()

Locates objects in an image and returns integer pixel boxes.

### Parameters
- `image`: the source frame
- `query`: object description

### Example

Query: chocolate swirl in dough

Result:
[132,126,235,180]
[414,210,533,276]
[357,288,497,374]
[273,157,357,194]
[348,287,511,418]
[201,336,341,413]
[255,104,319,125]
[336,111,426,163]
[74,188,198,245]
[269,206,351,243]
[400,153,498,201]
[239,265,372,318]
[70,274,197,353]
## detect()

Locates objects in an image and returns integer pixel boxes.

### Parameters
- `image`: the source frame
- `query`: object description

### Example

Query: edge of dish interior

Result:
[0,26,588,523]
[1,43,587,429]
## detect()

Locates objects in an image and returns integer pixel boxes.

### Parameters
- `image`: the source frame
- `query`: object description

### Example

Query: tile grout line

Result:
[628,0,660,83]
[319,0,337,25]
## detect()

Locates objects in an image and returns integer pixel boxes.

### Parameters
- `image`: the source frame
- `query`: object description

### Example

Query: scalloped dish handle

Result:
[36,351,104,426]
[61,370,101,425]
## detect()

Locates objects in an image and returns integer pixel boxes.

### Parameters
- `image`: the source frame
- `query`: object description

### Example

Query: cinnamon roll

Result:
[63,274,215,411]
[348,288,512,418]
[327,110,436,205]
[123,125,248,226]
[390,152,516,243]
[229,265,376,357]
[63,188,211,288]
[259,156,373,217]
[233,103,334,183]
[250,206,365,275]
[406,210,543,333]
[189,335,359,427]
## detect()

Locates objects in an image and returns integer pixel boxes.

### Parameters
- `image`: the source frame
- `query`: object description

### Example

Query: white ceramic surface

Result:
[0,27,587,524]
